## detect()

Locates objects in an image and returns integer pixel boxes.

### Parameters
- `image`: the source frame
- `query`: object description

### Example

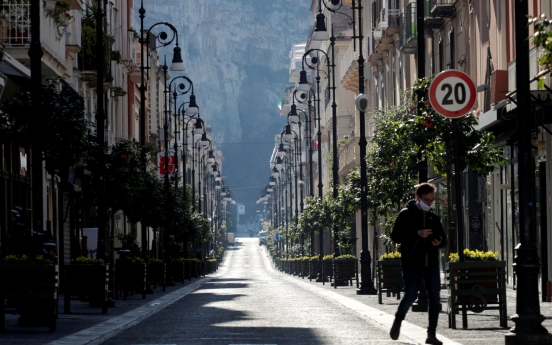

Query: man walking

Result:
[389,182,447,345]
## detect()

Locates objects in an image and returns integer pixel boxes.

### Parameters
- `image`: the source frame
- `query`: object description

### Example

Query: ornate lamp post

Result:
[30,0,44,252]
[316,0,377,294]
[504,1,552,343]
[180,109,201,202]
[139,0,185,264]
[168,76,198,190]
[298,31,338,277]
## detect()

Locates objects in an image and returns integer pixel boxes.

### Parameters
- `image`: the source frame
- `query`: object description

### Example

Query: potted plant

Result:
[169,258,186,284]
[0,255,58,332]
[45,0,73,40]
[64,256,109,314]
[446,249,507,329]
[376,251,403,304]
[332,254,358,288]
[147,258,164,289]
[321,254,334,284]
[308,255,320,281]
[448,249,502,304]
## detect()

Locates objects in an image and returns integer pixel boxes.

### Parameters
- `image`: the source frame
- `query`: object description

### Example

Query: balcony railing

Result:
[0,1,31,46]
[399,3,417,55]
[340,40,358,83]
[338,137,359,174]
[428,0,456,18]
[0,1,66,65]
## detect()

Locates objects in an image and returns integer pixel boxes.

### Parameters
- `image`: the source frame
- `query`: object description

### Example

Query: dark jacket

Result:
[391,200,447,268]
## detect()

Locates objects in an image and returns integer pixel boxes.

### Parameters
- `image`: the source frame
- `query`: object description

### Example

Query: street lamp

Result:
[140,0,185,267]
[300,40,339,279]
[293,88,316,259]
[139,0,185,160]
[169,75,198,190]
[317,0,377,294]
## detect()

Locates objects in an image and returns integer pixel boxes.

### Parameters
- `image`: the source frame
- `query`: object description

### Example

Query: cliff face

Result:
[140,0,312,218]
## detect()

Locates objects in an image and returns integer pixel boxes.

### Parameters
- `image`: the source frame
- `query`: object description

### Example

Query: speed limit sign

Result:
[428,70,477,118]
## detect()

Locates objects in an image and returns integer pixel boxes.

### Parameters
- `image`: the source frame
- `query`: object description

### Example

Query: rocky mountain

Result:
[139,0,312,222]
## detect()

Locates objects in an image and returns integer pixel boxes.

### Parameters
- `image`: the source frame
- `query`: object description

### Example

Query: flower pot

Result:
[44,0,57,11]
[332,258,358,288]
[378,260,402,288]
[450,262,501,305]
[308,258,320,280]
[63,264,109,314]
[0,264,58,332]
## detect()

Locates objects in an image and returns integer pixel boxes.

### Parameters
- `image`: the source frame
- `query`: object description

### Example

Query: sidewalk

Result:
[0,271,217,345]
[262,248,552,345]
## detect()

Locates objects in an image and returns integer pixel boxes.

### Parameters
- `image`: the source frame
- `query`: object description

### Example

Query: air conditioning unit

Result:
[490,70,508,105]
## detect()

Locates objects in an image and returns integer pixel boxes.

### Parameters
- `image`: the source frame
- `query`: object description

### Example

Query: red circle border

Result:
[428,70,477,118]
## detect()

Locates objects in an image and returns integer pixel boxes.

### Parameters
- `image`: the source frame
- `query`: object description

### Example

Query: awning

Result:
[0,51,31,90]
[475,88,552,146]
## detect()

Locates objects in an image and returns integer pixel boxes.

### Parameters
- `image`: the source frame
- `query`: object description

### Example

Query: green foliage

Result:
[334,254,356,260]
[409,77,504,177]
[116,233,141,257]
[79,2,115,81]
[71,256,105,265]
[0,81,92,175]
[4,254,52,265]
[45,0,74,40]
[379,251,401,260]
[530,15,552,68]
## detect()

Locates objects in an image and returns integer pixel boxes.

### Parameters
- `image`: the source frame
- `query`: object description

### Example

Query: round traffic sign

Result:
[428,70,476,118]
[275,233,283,241]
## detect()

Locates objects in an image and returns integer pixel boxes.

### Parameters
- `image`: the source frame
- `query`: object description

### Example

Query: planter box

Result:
[309,259,320,281]
[169,262,186,284]
[206,261,216,274]
[321,261,333,285]
[300,260,310,278]
[446,260,507,329]
[332,259,359,289]
[190,260,200,278]
[148,263,165,288]
[129,263,147,298]
[376,260,403,304]
[0,264,58,332]
[115,259,146,299]
[63,264,109,314]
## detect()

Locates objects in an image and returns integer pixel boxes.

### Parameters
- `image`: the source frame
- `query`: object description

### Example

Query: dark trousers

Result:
[395,265,441,332]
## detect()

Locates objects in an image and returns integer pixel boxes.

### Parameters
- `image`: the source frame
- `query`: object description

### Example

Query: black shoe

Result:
[425,331,443,345]
[390,317,403,340]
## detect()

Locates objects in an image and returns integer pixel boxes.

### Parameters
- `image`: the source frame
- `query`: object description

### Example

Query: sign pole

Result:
[452,118,465,263]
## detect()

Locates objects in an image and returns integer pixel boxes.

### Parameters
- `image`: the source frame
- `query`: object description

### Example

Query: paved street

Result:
[100,237,407,345]
[1,235,551,345]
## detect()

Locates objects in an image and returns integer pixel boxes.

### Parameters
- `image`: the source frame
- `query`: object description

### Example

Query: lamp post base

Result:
[356,282,377,295]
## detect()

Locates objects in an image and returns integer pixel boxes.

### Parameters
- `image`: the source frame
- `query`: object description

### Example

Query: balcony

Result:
[425,0,455,29]
[399,4,417,55]
[0,1,67,77]
[429,0,456,18]
[386,9,400,35]
[338,137,360,176]
[340,40,359,93]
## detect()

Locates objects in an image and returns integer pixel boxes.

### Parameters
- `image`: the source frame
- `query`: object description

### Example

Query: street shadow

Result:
[100,290,323,345]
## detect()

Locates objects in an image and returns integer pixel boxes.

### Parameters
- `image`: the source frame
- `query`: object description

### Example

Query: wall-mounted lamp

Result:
[458,55,467,67]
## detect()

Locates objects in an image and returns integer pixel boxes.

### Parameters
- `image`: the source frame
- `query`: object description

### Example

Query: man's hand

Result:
[431,237,443,247]
[417,229,433,238]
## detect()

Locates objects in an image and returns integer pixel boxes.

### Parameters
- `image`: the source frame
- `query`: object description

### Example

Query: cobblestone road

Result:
[101,237,410,345]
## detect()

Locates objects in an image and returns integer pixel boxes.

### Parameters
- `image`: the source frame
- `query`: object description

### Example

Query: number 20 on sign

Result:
[428,70,477,119]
